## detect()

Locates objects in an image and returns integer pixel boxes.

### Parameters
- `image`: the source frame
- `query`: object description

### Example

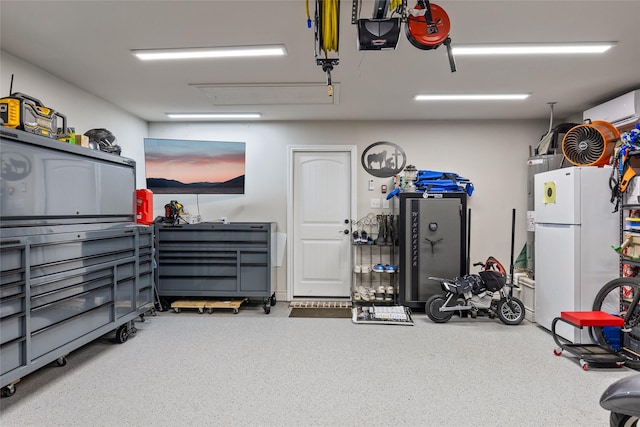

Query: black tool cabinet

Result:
[0,128,154,398]
[154,222,276,313]
[398,192,467,310]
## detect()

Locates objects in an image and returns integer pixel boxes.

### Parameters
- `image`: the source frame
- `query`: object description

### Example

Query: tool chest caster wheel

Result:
[56,356,67,366]
[553,348,562,356]
[114,323,129,344]
[1,384,16,398]
[580,359,588,371]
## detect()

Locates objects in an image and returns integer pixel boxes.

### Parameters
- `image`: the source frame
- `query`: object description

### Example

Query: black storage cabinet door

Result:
[398,193,467,310]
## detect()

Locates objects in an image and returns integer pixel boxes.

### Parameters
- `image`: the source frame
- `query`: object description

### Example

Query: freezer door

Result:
[579,166,617,228]
[534,167,580,225]
[534,223,581,342]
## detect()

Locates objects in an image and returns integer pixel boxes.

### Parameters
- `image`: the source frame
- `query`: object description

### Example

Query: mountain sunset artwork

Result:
[144,138,245,194]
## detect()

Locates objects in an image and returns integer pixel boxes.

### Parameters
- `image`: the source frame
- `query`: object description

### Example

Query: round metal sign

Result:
[361,141,407,178]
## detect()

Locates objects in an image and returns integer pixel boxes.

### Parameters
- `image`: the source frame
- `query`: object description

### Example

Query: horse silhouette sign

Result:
[361,141,406,178]
[1,152,31,181]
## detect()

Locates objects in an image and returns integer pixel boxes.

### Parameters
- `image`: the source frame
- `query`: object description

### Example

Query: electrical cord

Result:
[319,0,339,56]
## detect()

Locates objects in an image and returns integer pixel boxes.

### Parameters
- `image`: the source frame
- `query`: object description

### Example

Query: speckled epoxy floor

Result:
[0,302,634,426]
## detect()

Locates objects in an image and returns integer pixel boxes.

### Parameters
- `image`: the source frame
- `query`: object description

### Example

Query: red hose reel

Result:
[405,0,456,72]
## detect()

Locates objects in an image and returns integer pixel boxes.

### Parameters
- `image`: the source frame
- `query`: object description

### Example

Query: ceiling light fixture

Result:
[132,45,286,60]
[452,42,615,56]
[166,113,262,119]
[415,94,530,101]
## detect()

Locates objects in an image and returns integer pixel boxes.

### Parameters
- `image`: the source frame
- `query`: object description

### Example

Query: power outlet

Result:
[371,198,381,209]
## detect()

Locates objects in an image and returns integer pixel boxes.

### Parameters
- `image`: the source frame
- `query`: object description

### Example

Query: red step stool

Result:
[552,311,626,371]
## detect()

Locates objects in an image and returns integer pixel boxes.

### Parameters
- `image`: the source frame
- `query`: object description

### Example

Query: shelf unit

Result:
[351,213,397,304]
[612,147,640,365]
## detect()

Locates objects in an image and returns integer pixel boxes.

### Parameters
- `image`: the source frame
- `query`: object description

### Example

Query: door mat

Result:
[352,306,414,325]
[289,301,352,309]
[289,308,352,318]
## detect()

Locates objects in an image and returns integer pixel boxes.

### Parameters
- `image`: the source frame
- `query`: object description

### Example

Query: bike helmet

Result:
[84,128,121,155]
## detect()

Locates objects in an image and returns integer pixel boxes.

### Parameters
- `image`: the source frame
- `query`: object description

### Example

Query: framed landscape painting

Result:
[144,138,245,194]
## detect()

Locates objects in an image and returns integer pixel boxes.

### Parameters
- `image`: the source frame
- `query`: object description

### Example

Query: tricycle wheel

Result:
[425,295,453,323]
[497,297,525,325]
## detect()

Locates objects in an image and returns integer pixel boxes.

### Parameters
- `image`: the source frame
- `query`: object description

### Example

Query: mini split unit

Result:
[583,89,640,128]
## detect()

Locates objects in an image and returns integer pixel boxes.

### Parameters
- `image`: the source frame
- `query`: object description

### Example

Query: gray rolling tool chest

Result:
[0,128,154,397]
[155,222,276,313]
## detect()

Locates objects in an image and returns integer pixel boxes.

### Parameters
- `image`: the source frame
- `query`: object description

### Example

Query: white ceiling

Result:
[1,0,639,123]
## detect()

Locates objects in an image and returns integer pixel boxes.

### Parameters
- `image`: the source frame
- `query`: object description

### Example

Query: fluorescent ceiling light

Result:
[452,42,615,55]
[166,113,262,119]
[415,94,530,101]
[132,45,286,60]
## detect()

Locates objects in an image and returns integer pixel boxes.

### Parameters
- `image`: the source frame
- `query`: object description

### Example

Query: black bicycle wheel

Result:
[591,277,640,368]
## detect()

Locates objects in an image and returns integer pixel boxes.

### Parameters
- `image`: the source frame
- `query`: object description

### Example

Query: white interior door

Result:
[289,148,354,298]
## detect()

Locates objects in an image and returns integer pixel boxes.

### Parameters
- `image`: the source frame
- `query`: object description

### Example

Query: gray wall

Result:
[2,49,551,300]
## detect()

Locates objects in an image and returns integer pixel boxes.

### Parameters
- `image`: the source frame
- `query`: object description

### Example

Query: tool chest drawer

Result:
[0,226,152,375]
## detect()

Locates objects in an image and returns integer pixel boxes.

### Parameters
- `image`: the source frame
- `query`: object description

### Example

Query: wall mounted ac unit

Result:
[583,89,640,128]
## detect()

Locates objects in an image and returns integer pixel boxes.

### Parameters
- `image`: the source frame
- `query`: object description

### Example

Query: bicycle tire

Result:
[591,277,640,369]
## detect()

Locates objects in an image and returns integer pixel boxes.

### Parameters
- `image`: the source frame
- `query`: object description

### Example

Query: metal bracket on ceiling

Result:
[352,0,358,24]
[353,0,401,23]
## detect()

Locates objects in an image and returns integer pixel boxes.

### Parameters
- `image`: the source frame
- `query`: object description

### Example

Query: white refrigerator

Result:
[534,166,619,342]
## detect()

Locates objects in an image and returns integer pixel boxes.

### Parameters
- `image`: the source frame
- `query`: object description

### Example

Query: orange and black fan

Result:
[561,120,620,167]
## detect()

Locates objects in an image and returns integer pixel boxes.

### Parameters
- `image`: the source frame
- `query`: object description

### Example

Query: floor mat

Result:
[351,305,414,325]
[289,301,352,309]
[289,308,352,318]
